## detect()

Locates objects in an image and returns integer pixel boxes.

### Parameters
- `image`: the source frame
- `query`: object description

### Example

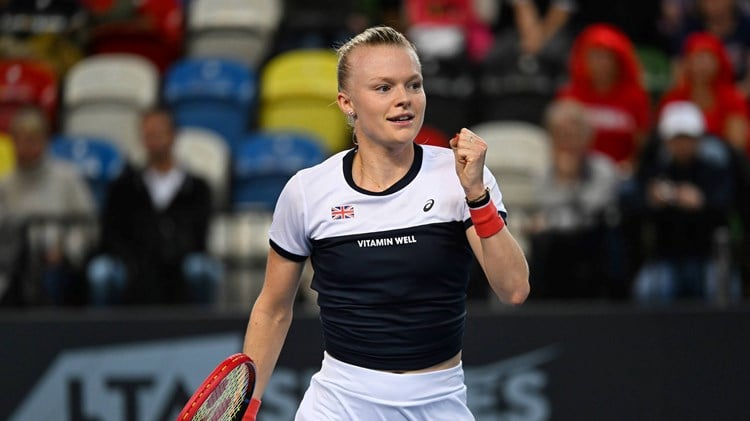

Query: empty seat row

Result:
[47,129,327,212]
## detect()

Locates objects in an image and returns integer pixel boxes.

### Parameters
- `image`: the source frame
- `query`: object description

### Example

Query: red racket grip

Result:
[242,398,261,421]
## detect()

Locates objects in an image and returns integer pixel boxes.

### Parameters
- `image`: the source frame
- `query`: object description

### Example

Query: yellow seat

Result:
[0,133,15,180]
[258,49,348,154]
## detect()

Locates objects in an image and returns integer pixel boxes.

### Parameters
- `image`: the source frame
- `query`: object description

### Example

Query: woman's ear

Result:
[337,91,355,116]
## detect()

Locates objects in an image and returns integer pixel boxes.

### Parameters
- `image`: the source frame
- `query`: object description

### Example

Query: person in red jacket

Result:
[557,23,651,174]
[659,31,750,156]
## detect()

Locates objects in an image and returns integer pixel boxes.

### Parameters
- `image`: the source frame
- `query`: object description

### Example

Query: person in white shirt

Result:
[87,107,221,306]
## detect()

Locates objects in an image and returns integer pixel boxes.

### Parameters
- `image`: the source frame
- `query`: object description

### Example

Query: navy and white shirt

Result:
[269,143,506,370]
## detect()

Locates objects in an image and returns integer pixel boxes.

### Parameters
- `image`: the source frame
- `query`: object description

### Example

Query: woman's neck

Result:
[353,142,414,192]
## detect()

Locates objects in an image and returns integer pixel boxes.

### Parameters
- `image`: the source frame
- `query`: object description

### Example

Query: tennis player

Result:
[241,25,530,420]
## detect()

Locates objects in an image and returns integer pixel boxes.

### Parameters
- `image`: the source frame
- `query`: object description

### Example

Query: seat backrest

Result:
[174,127,230,208]
[258,49,345,151]
[232,132,326,209]
[471,121,550,174]
[189,0,282,33]
[50,135,125,206]
[50,135,125,181]
[0,133,15,180]
[164,58,255,104]
[234,132,326,178]
[164,58,256,150]
[88,30,181,74]
[260,49,338,102]
[470,120,550,208]
[63,54,159,108]
[0,59,58,131]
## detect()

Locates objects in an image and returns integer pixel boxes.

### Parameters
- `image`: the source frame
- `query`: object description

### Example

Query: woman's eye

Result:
[376,85,390,92]
[410,82,422,90]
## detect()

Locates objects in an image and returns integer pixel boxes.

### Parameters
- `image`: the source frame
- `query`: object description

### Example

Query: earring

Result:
[349,111,356,118]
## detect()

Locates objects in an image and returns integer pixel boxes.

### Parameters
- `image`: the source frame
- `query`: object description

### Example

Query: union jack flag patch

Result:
[331,205,355,220]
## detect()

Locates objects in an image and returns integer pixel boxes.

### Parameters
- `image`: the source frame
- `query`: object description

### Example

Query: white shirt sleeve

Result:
[268,174,311,260]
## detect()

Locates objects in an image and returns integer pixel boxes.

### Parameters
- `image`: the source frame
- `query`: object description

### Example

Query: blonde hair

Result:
[336,26,420,92]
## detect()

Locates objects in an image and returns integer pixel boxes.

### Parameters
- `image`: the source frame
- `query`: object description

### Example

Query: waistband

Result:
[315,352,466,405]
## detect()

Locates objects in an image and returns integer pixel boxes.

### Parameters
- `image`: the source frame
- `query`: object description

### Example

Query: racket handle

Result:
[242,398,261,421]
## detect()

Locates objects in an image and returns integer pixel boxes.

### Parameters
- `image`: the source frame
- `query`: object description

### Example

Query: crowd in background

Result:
[1,0,750,308]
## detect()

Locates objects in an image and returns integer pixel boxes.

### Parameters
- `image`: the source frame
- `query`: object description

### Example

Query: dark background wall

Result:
[1,302,748,421]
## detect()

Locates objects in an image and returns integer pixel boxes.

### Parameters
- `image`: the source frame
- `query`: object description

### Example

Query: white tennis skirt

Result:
[295,352,475,421]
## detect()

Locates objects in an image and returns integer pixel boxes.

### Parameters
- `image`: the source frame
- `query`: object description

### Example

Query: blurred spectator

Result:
[527,100,623,299]
[669,0,750,96]
[557,23,652,174]
[87,107,221,306]
[474,0,575,125]
[0,106,95,305]
[495,0,577,56]
[660,32,750,155]
[628,101,741,304]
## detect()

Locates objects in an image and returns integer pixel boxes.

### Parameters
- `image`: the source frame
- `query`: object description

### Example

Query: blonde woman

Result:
[241,26,529,420]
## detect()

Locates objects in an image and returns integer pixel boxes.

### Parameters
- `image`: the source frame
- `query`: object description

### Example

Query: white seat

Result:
[208,209,272,306]
[187,0,283,69]
[471,121,551,255]
[175,127,230,209]
[63,54,159,164]
[471,120,550,209]
[65,105,145,164]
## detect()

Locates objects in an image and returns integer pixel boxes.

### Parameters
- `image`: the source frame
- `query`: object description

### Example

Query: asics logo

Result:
[423,199,435,212]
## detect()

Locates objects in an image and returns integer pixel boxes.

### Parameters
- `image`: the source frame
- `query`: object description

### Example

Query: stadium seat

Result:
[0,59,58,132]
[258,49,346,154]
[232,132,327,210]
[63,54,159,165]
[174,127,231,210]
[470,121,550,206]
[0,133,15,180]
[187,0,282,69]
[164,58,256,153]
[470,120,551,253]
[87,0,184,73]
[50,135,125,208]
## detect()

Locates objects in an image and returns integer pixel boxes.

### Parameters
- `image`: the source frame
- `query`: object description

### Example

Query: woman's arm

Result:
[450,128,530,305]
[242,248,305,399]
[467,223,530,304]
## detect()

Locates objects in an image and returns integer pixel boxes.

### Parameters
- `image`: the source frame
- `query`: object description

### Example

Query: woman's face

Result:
[338,45,426,148]
[686,50,719,84]
[585,47,619,89]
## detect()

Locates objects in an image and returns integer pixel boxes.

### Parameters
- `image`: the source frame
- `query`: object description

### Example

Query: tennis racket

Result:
[177,353,256,421]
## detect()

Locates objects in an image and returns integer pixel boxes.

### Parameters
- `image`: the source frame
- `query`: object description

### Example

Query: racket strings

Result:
[193,364,250,421]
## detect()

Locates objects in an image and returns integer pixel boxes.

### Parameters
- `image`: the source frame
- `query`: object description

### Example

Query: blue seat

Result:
[50,135,125,208]
[164,58,256,152]
[232,132,326,210]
